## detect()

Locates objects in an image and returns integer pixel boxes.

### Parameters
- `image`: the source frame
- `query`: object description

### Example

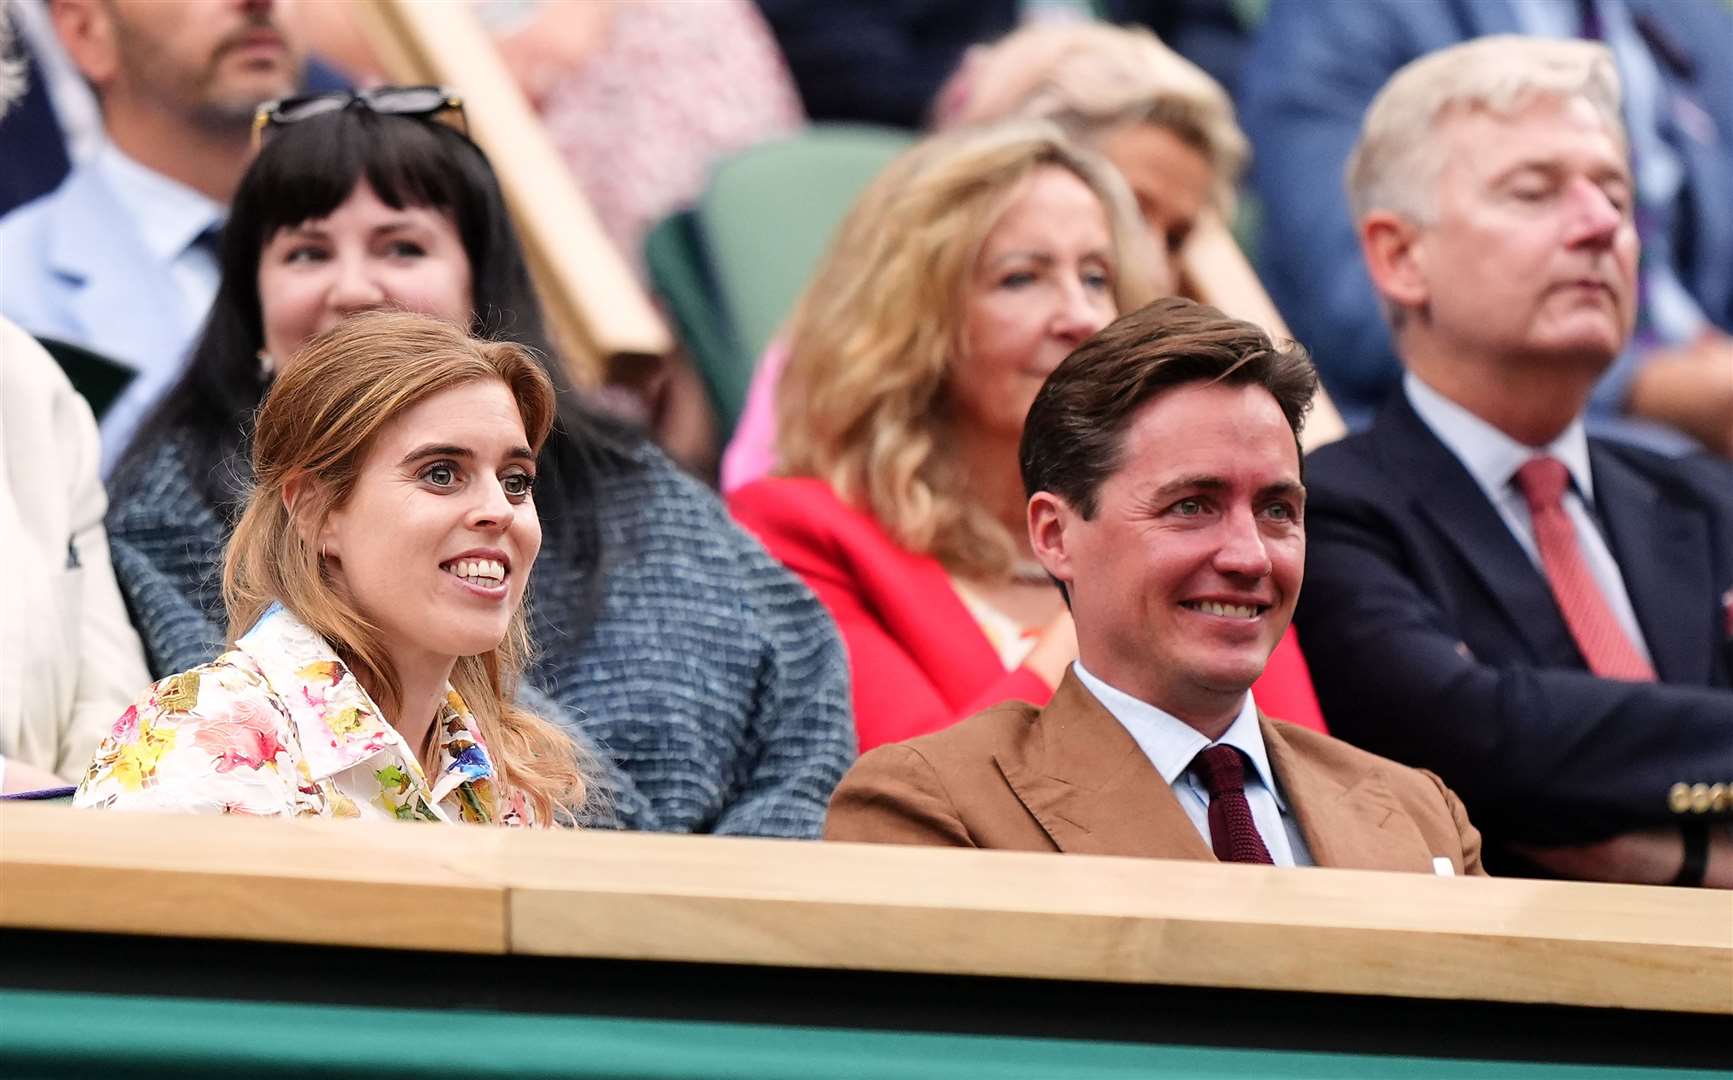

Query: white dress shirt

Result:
[1072,661,1313,866]
[1404,373,1654,665]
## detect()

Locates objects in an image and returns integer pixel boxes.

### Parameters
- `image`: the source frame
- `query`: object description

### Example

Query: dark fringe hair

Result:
[114,107,640,640]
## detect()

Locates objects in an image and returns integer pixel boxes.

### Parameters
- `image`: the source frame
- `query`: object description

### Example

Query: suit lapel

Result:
[1263,717,1432,873]
[996,672,1213,861]
[1374,394,1577,664]
[46,168,190,370]
[1591,444,1715,684]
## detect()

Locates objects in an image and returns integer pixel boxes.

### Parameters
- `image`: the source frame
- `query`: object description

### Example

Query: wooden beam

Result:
[352,0,673,384]
[5,805,1728,1015]
[0,805,506,952]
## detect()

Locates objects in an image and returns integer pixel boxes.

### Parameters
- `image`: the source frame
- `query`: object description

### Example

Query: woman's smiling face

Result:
[318,377,541,675]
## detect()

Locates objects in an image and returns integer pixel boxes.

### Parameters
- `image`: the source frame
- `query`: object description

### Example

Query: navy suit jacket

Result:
[1295,391,1733,862]
[1241,0,1733,427]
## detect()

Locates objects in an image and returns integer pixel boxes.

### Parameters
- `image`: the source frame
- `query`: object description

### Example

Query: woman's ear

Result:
[282,474,337,558]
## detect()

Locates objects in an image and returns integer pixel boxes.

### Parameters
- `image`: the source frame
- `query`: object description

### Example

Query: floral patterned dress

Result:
[74,605,535,825]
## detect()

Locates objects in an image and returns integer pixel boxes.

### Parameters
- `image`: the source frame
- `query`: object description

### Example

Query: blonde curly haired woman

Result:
[77,312,589,824]
[729,122,1165,751]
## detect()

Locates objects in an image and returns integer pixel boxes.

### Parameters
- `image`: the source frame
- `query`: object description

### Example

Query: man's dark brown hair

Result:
[1020,297,1318,517]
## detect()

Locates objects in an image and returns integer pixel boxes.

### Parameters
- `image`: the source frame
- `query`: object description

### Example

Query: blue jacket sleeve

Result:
[104,440,231,678]
[1239,0,1437,420]
[710,512,856,839]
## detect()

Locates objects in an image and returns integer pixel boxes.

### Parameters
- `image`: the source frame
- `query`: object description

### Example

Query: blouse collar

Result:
[235,604,507,823]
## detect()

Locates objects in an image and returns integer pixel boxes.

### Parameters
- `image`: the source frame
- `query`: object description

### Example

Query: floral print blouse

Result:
[74,604,535,825]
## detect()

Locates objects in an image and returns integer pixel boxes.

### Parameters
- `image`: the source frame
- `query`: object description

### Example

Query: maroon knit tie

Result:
[1512,457,1655,681]
[1191,744,1274,864]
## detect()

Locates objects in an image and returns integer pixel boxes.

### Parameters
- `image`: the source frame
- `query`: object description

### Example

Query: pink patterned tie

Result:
[1512,456,1655,681]
[1191,745,1274,864]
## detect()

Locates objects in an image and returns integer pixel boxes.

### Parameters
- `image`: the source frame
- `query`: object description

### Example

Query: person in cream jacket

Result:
[0,316,149,791]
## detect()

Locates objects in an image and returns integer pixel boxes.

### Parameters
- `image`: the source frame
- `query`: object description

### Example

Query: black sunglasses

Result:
[252,85,466,150]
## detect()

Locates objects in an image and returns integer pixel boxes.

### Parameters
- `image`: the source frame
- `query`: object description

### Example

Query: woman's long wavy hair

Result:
[223,311,587,823]
[774,121,1160,578]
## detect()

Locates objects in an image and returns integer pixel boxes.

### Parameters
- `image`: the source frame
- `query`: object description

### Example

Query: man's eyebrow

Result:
[1260,480,1307,500]
[1143,476,1306,501]
[1491,158,1632,186]
[1151,475,1227,497]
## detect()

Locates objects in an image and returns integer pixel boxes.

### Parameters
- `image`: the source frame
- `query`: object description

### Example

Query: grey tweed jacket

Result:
[105,433,854,837]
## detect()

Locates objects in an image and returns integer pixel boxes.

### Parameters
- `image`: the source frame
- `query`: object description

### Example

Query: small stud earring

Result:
[258,349,277,379]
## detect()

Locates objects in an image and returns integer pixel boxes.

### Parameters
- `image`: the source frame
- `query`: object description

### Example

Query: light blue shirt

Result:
[1404,373,1654,666]
[87,144,223,473]
[95,143,224,332]
[1072,661,1313,867]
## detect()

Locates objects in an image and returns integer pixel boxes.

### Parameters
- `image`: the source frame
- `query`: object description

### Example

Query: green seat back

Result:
[692,124,913,430]
[643,210,746,427]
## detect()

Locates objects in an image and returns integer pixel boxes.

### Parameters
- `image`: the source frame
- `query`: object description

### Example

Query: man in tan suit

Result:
[827,297,1484,875]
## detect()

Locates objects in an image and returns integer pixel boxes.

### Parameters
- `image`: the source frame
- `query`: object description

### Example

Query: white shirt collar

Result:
[1071,661,1286,810]
[1404,372,1596,506]
[93,140,225,266]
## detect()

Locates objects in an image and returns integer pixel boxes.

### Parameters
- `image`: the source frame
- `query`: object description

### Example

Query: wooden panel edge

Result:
[2,862,507,954]
[507,889,1733,1015]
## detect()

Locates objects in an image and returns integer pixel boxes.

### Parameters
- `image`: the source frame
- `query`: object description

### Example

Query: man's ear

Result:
[1359,210,1430,314]
[1027,491,1076,587]
[52,0,121,90]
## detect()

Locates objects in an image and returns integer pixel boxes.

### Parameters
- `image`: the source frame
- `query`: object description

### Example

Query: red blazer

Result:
[729,477,1326,752]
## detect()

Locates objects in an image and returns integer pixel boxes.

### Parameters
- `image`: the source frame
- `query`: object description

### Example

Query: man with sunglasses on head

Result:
[0,0,306,473]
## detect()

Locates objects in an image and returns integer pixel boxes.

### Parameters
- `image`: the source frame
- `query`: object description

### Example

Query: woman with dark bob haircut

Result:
[107,99,852,835]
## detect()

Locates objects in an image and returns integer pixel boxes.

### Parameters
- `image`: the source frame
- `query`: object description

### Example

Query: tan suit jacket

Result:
[827,670,1485,875]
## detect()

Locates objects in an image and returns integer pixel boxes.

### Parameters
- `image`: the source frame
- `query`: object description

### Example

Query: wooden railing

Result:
[3,804,1727,1015]
[351,0,673,384]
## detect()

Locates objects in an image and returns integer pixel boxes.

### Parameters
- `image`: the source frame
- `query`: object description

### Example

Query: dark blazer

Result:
[1295,391,1733,862]
[827,670,1485,876]
[1240,0,1733,425]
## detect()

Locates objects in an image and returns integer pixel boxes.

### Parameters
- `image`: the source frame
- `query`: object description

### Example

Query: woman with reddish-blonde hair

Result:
[78,312,589,825]
[106,100,851,837]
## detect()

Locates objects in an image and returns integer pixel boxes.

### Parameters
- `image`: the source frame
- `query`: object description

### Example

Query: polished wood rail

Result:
[2,804,1727,1015]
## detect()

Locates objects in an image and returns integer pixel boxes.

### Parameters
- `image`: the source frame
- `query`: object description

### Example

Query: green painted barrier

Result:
[1,989,1724,1080]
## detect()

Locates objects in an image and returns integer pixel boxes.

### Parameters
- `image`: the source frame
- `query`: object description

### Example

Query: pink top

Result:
[720,339,789,492]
